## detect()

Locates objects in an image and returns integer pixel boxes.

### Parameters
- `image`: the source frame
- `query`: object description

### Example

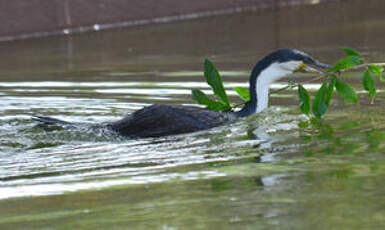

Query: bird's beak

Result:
[296,61,331,74]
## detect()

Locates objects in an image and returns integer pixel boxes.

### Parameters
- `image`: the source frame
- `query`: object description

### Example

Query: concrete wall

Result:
[0,0,329,40]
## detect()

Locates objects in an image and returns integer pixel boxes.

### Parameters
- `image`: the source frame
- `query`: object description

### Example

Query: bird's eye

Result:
[303,57,314,65]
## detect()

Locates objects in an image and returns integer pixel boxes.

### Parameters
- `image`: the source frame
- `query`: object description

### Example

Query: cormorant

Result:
[32,49,330,138]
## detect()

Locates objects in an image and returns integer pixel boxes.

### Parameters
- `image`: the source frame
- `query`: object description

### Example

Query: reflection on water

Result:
[1,0,385,229]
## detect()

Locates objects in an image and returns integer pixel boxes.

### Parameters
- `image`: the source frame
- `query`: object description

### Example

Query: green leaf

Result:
[312,83,329,118]
[233,87,250,101]
[368,64,384,82]
[335,78,358,103]
[341,47,361,57]
[204,59,230,106]
[363,70,376,104]
[312,80,335,118]
[297,84,310,116]
[191,89,230,111]
[328,55,364,72]
[326,77,336,106]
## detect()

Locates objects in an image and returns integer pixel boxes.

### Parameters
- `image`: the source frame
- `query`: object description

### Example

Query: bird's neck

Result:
[237,62,291,117]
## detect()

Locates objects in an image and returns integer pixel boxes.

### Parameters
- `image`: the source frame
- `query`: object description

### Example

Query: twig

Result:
[340,62,385,72]
[271,74,328,94]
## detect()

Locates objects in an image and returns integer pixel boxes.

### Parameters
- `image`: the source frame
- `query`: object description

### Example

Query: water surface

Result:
[0,1,385,229]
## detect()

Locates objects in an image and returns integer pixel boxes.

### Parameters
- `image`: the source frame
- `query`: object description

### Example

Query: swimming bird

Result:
[32,49,330,138]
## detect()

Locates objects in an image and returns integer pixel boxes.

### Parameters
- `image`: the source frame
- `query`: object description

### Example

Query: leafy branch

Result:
[297,47,383,118]
[192,47,384,119]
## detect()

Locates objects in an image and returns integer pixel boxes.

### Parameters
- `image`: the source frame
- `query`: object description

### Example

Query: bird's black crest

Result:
[260,49,316,66]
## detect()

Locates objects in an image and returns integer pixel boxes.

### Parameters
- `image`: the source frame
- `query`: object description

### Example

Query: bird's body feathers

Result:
[109,104,237,137]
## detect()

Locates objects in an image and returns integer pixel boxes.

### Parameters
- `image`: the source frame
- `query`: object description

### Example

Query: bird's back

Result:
[109,104,237,137]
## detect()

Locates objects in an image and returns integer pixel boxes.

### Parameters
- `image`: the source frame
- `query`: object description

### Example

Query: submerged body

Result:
[32,49,330,138]
[33,105,236,137]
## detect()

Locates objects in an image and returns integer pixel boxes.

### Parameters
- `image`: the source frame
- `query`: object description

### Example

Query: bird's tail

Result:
[32,115,73,126]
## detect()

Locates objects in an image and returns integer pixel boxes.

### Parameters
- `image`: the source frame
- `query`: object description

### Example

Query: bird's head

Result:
[242,49,331,116]
[262,49,331,76]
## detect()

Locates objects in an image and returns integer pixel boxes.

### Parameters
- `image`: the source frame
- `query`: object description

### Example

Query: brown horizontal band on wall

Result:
[0,0,329,41]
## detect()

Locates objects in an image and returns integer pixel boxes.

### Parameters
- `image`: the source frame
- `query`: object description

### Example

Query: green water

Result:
[1,1,385,229]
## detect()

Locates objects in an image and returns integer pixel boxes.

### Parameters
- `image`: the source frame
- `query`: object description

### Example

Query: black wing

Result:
[109,104,236,137]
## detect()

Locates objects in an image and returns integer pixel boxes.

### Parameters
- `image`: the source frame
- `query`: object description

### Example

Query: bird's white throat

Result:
[255,61,302,112]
